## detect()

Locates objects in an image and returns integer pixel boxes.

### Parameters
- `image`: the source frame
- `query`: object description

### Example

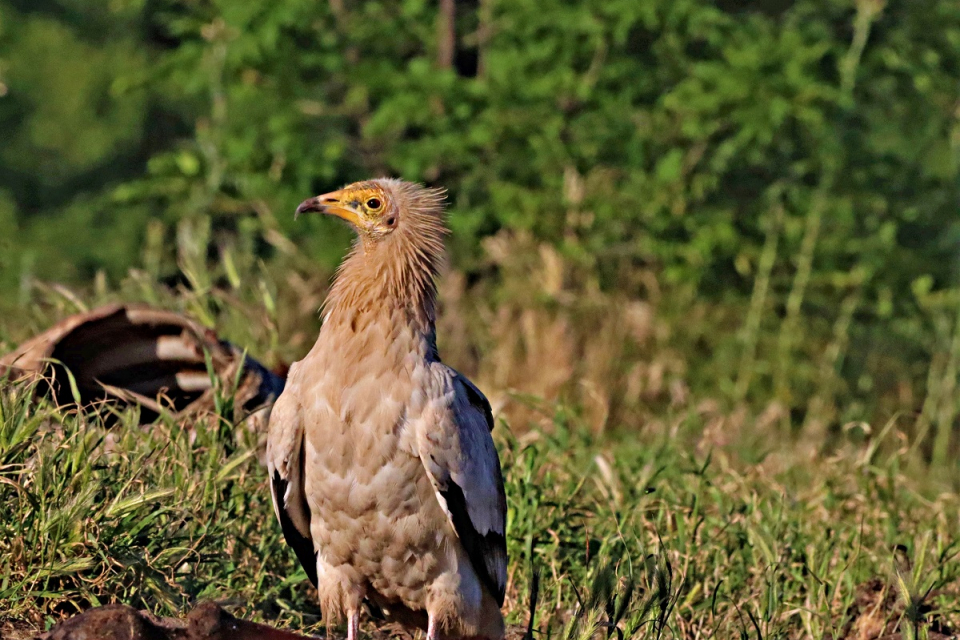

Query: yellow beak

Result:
[295,189,362,226]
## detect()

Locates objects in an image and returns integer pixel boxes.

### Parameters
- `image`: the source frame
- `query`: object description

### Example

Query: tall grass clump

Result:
[3,269,960,638]
[0,377,319,632]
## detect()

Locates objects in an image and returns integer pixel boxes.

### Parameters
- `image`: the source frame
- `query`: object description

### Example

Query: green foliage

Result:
[1,0,960,434]
[2,375,960,637]
[0,380,317,627]
[4,5,960,631]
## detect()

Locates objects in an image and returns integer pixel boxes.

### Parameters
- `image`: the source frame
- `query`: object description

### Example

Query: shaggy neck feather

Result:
[323,198,446,343]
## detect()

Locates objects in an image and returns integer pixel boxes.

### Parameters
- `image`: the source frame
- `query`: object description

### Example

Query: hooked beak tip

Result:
[295,197,324,220]
[295,190,360,226]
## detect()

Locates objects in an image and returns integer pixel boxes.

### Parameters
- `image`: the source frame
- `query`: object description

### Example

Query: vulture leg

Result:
[346,611,359,640]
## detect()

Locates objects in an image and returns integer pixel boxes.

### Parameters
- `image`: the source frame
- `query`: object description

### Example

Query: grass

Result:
[2,370,959,639]
[1,244,959,639]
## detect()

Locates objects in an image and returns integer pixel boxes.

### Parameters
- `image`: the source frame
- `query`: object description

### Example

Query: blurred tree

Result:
[1,0,959,435]
[0,0,184,279]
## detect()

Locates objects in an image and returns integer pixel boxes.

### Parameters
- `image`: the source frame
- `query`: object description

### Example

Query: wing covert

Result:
[417,368,507,606]
[265,369,318,587]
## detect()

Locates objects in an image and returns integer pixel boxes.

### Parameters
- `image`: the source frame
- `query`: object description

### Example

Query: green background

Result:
[1,0,959,452]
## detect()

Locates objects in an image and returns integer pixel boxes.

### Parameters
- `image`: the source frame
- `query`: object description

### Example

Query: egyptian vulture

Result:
[266,179,507,640]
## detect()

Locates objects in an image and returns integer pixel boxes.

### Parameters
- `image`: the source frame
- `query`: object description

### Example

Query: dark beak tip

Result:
[294,198,322,219]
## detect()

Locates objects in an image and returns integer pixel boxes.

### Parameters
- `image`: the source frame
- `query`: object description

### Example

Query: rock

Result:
[38,602,316,640]
[0,304,285,432]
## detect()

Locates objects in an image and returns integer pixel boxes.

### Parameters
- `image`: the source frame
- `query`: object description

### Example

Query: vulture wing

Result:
[265,366,317,586]
[417,368,507,606]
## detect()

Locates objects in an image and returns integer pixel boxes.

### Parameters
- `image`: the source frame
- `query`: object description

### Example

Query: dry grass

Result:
[2,372,959,639]
[2,231,960,639]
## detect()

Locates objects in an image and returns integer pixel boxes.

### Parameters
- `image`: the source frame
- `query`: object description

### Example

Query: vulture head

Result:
[296,178,450,319]
[296,178,447,246]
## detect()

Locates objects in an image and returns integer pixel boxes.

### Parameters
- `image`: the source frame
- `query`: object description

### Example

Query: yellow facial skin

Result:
[295,184,397,236]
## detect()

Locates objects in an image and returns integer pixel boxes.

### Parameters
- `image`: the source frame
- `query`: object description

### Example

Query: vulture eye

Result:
[366,197,383,211]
